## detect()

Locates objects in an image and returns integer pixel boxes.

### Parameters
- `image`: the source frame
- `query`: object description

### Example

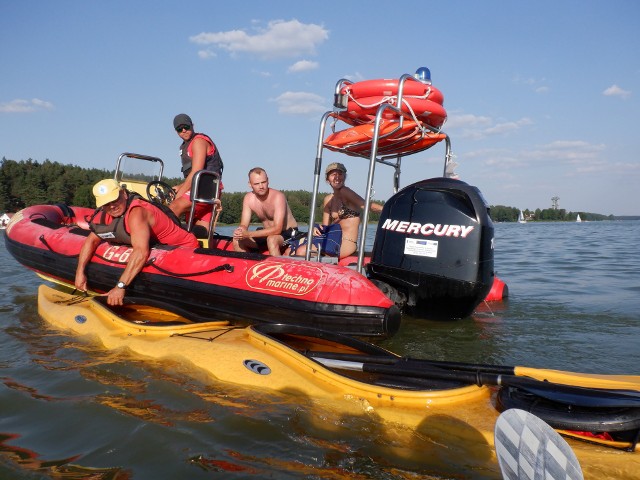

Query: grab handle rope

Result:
[145,257,234,277]
[39,235,80,258]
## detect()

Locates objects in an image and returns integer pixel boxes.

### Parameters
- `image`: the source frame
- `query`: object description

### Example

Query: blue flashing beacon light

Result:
[414,67,431,84]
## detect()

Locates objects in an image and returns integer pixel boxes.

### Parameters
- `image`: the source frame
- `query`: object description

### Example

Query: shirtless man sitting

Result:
[232,167,299,256]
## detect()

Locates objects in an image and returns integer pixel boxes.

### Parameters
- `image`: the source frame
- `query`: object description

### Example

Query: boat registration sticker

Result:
[404,238,438,258]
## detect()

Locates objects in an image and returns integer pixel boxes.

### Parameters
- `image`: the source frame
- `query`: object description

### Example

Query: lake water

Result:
[1,220,639,479]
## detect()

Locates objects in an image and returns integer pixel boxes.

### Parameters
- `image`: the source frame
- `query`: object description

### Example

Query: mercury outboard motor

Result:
[367,178,494,320]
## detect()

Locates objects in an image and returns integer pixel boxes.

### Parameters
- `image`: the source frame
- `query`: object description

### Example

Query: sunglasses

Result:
[175,124,192,133]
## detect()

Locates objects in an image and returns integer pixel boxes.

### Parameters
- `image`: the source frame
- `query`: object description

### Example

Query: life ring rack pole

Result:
[357,101,402,273]
[304,110,334,263]
[333,78,353,110]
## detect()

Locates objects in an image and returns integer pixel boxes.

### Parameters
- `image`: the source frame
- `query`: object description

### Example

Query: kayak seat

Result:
[497,385,640,435]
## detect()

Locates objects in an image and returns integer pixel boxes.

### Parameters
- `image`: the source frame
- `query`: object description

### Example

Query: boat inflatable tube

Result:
[4,203,402,337]
[485,277,508,301]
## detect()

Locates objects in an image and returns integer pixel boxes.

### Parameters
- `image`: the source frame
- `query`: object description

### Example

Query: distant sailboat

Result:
[518,210,526,224]
[576,214,582,223]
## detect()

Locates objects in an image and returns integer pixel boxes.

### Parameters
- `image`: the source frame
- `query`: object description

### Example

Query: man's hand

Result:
[74,271,88,292]
[233,226,248,240]
[107,286,126,306]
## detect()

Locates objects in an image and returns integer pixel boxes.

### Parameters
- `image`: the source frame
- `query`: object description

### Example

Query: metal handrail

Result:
[310,72,452,273]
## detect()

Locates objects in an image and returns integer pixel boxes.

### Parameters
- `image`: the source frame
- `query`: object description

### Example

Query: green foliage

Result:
[488,205,520,223]
[0,157,112,211]
[488,204,614,222]
[0,157,614,223]
[218,191,244,224]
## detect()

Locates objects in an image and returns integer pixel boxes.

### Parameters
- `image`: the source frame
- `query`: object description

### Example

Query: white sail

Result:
[576,214,582,223]
[518,210,526,224]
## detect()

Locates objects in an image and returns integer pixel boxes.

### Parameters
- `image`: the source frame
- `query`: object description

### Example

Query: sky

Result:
[1,1,639,216]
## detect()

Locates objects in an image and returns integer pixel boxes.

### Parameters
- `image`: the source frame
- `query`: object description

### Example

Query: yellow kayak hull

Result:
[37,285,640,479]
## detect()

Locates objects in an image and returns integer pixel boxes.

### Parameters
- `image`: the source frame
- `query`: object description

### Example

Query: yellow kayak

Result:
[38,284,640,479]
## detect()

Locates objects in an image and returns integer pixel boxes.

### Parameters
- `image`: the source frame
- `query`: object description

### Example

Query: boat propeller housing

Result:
[368,177,495,320]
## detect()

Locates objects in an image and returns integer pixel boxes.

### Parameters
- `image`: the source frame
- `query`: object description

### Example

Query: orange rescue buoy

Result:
[341,79,444,105]
[340,96,447,130]
[324,120,446,156]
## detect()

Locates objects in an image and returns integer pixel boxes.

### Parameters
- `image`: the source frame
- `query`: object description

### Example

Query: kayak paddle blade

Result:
[495,408,583,480]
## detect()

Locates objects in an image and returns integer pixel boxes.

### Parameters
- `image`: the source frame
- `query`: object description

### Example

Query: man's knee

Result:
[266,235,284,252]
[170,197,190,215]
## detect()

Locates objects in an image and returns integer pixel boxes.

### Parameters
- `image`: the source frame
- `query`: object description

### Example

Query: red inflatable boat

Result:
[5,203,402,336]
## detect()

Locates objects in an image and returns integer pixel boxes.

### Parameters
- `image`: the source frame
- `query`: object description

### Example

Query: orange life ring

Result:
[341,79,444,105]
[379,131,447,155]
[339,96,447,130]
[324,120,417,149]
[324,121,446,156]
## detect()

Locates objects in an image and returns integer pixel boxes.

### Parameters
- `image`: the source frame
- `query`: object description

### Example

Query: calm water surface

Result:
[1,220,639,479]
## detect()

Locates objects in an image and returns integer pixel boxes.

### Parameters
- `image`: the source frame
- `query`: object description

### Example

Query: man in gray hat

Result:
[170,113,224,228]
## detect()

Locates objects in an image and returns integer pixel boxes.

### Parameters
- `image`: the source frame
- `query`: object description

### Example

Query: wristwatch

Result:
[116,281,127,289]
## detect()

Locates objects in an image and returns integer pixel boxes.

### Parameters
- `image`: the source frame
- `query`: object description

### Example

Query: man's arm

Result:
[233,194,254,241]
[106,207,151,305]
[321,194,332,227]
[344,187,383,213]
[75,232,102,291]
[238,194,254,229]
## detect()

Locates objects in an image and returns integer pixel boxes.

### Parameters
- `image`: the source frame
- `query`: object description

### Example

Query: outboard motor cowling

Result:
[368,178,494,320]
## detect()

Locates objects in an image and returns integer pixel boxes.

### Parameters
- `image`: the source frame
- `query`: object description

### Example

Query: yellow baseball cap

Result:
[93,179,122,208]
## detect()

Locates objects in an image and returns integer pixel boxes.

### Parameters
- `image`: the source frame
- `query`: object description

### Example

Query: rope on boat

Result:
[145,257,234,277]
[39,235,80,258]
[53,292,92,305]
[171,325,242,342]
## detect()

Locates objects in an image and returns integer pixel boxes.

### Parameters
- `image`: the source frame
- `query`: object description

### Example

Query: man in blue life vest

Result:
[170,113,223,228]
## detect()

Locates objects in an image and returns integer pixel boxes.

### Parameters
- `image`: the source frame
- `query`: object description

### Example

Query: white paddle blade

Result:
[495,408,583,480]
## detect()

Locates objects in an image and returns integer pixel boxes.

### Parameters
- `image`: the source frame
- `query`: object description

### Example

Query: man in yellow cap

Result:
[74,179,198,305]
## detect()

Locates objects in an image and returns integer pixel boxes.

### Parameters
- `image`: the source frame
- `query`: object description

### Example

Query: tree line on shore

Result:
[0,158,618,223]
[489,205,614,222]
